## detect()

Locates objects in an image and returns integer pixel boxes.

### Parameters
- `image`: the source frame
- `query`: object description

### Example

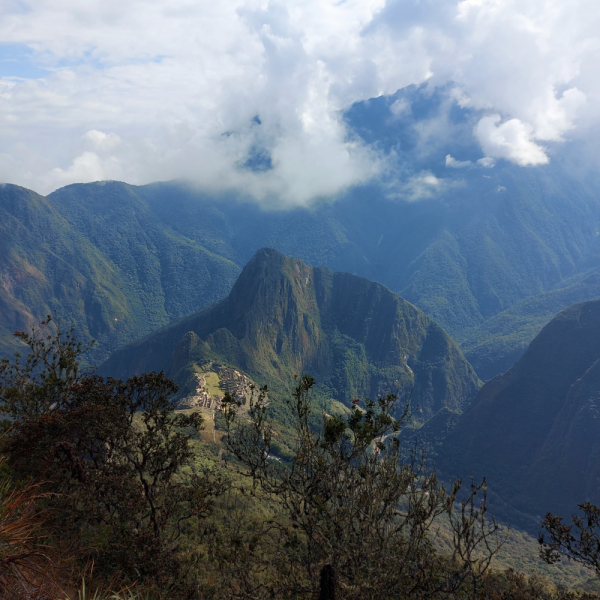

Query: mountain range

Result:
[3,152,600,378]
[99,248,600,527]
[4,171,600,526]
[4,79,600,595]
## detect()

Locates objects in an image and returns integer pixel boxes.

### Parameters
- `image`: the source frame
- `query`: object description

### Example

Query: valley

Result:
[3,183,600,596]
[3,164,600,516]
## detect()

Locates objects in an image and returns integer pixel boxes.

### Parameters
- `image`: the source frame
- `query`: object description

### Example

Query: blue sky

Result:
[0,43,49,79]
[0,0,598,205]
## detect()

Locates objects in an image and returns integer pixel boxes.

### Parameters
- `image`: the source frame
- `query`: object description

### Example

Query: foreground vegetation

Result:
[0,321,598,599]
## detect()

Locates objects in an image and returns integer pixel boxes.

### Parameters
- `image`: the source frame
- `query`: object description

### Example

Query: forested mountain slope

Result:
[461,270,600,380]
[0,182,240,364]
[439,299,600,524]
[0,184,140,361]
[101,248,481,421]
[3,143,600,375]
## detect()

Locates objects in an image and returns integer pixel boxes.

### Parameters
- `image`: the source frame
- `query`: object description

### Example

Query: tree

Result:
[0,318,226,590]
[221,375,502,599]
[540,502,600,576]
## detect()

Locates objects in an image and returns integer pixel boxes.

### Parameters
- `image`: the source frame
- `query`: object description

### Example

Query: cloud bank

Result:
[0,0,598,205]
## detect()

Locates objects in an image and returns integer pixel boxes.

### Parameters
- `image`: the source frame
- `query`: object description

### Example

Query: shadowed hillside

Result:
[439,299,600,525]
[462,270,600,380]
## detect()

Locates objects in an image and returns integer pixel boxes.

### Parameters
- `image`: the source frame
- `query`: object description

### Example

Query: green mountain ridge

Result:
[48,181,241,333]
[462,269,600,380]
[0,184,139,360]
[3,163,600,378]
[438,298,600,526]
[0,183,241,365]
[100,248,481,421]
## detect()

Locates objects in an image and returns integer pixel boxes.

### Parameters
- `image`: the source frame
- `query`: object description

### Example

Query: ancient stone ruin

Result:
[175,365,255,410]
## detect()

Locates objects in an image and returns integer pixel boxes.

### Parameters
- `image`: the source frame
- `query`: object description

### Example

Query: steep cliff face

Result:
[101,248,480,420]
[440,299,600,520]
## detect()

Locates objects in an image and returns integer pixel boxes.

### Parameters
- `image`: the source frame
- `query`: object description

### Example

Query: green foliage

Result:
[0,319,226,591]
[0,183,239,367]
[0,321,598,598]
[330,331,372,401]
[541,502,600,576]
[220,375,502,599]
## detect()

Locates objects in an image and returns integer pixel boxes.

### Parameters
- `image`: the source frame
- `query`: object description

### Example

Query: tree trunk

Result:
[318,563,336,600]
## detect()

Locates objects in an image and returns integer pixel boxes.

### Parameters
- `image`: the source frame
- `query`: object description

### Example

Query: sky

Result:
[0,0,599,205]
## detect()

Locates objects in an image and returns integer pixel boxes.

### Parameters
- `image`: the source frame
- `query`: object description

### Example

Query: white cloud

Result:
[51,151,113,186]
[477,157,496,168]
[475,115,549,166]
[395,170,463,202]
[390,98,411,117]
[0,0,598,203]
[445,154,472,168]
[83,130,122,152]
[402,172,442,201]
[373,0,600,167]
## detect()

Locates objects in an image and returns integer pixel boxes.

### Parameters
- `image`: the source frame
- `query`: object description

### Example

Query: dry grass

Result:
[0,456,65,599]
